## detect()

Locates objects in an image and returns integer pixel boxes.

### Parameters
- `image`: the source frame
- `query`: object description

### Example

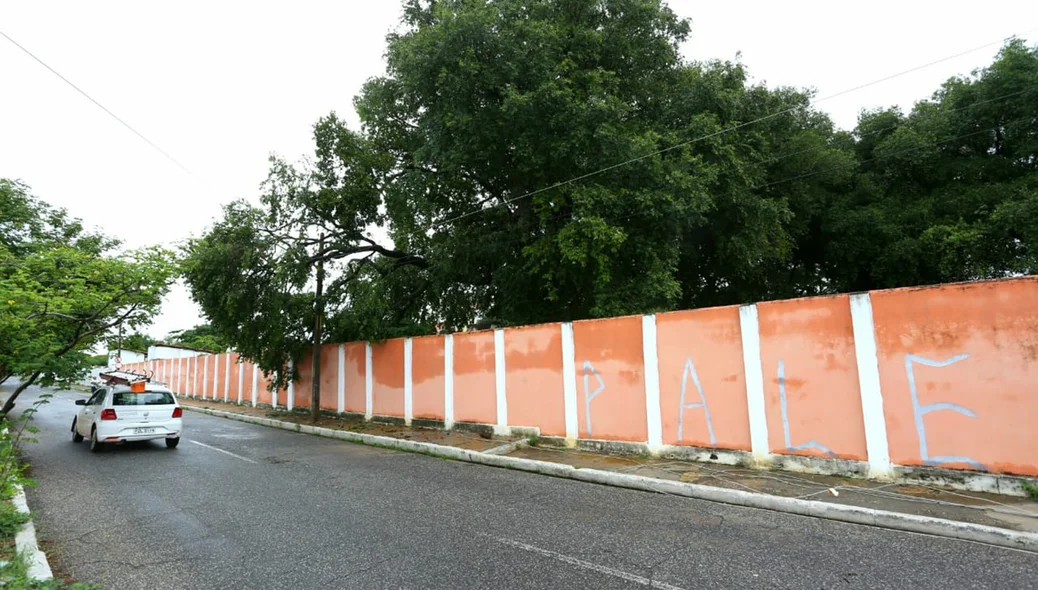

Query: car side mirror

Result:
[75,399,87,406]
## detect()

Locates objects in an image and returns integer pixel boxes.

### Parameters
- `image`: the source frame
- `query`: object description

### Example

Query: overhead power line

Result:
[0,29,191,174]
[433,26,1038,228]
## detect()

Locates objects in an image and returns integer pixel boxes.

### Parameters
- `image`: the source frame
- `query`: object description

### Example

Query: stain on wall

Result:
[372,339,406,417]
[411,335,445,420]
[343,342,366,414]
[452,331,497,424]
[505,324,566,437]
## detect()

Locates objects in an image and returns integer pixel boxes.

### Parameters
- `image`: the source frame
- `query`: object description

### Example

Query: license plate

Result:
[134,427,156,434]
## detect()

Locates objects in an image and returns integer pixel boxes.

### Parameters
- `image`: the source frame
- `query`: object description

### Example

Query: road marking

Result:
[489,536,686,590]
[188,440,258,464]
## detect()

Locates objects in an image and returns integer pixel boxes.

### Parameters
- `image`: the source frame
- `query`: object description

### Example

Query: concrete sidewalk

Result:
[180,397,1038,539]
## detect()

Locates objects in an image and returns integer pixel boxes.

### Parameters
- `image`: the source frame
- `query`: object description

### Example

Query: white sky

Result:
[2,1,1036,339]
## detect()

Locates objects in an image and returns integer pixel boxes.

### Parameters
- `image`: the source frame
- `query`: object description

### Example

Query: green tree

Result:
[182,115,427,420]
[164,324,229,353]
[343,0,851,329]
[817,39,1038,291]
[0,181,178,415]
[107,332,157,353]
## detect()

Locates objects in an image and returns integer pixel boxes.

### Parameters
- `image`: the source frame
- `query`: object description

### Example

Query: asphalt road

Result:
[15,385,1038,590]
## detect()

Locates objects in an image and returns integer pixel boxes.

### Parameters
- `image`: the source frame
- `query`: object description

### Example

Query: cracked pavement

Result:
[17,385,1038,589]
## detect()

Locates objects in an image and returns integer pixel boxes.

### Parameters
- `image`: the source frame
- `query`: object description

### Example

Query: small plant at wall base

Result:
[1023,482,1038,501]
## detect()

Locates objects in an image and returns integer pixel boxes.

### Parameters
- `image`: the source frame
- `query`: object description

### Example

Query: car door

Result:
[78,388,106,435]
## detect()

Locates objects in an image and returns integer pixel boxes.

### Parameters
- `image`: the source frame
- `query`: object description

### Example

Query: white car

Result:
[72,381,183,452]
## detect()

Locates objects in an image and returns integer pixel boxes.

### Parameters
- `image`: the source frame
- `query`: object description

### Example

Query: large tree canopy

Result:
[345,0,851,326]
[185,1,1037,365]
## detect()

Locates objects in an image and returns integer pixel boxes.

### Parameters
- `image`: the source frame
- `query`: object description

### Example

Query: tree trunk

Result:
[0,372,41,418]
[310,237,326,424]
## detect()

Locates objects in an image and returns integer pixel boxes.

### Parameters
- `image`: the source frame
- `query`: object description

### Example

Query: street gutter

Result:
[185,405,1038,553]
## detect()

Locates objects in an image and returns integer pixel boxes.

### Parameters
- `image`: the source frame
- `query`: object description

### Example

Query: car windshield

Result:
[112,392,175,406]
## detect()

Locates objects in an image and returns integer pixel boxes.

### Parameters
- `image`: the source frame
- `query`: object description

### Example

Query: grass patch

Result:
[0,500,30,539]
[1023,481,1038,501]
[0,554,97,589]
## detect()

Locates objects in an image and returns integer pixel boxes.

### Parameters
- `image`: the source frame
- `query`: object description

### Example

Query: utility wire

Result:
[0,29,191,174]
[433,26,1038,228]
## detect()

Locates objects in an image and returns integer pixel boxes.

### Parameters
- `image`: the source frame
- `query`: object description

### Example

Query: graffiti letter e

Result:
[905,354,985,471]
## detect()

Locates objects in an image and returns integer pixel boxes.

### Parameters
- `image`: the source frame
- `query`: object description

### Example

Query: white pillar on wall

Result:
[251,363,259,407]
[739,304,771,461]
[404,338,414,425]
[224,353,231,403]
[494,329,509,436]
[561,323,578,447]
[202,356,209,400]
[272,370,279,408]
[212,355,219,401]
[337,344,346,414]
[364,343,373,420]
[175,357,180,394]
[237,357,244,404]
[287,359,294,411]
[850,293,893,479]
[642,315,663,453]
[444,334,454,430]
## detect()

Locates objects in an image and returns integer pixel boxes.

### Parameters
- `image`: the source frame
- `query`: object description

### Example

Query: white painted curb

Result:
[184,406,1038,553]
[12,484,53,581]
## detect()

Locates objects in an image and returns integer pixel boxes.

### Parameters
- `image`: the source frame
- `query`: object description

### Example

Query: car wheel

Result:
[90,428,104,453]
[71,419,84,443]
[165,437,180,449]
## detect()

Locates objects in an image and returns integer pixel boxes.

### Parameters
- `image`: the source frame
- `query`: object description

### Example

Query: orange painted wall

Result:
[452,331,497,424]
[190,357,200,394]
[319,344,339,411]
[256,365,274,406]
[294,355,313,409]
[228,354,242,403]
[757,295,868,461]
[872,279,1038,475]
[175,359,184,394]
[198,357,210,398]
[223,354,235,400]
[573,316,647,442]
[656,306,751,450]
[237,360,250,402]
[372,339,406,418]
[411,336,445,420]
[504,324,566,437]
[206,355,221,400]
[177,357,187,394]
[343,343,366,413]
[208,354,221,400]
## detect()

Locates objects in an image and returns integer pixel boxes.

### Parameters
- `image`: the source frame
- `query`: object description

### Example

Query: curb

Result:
[11,484,53,581]
[185,405,1038,553]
